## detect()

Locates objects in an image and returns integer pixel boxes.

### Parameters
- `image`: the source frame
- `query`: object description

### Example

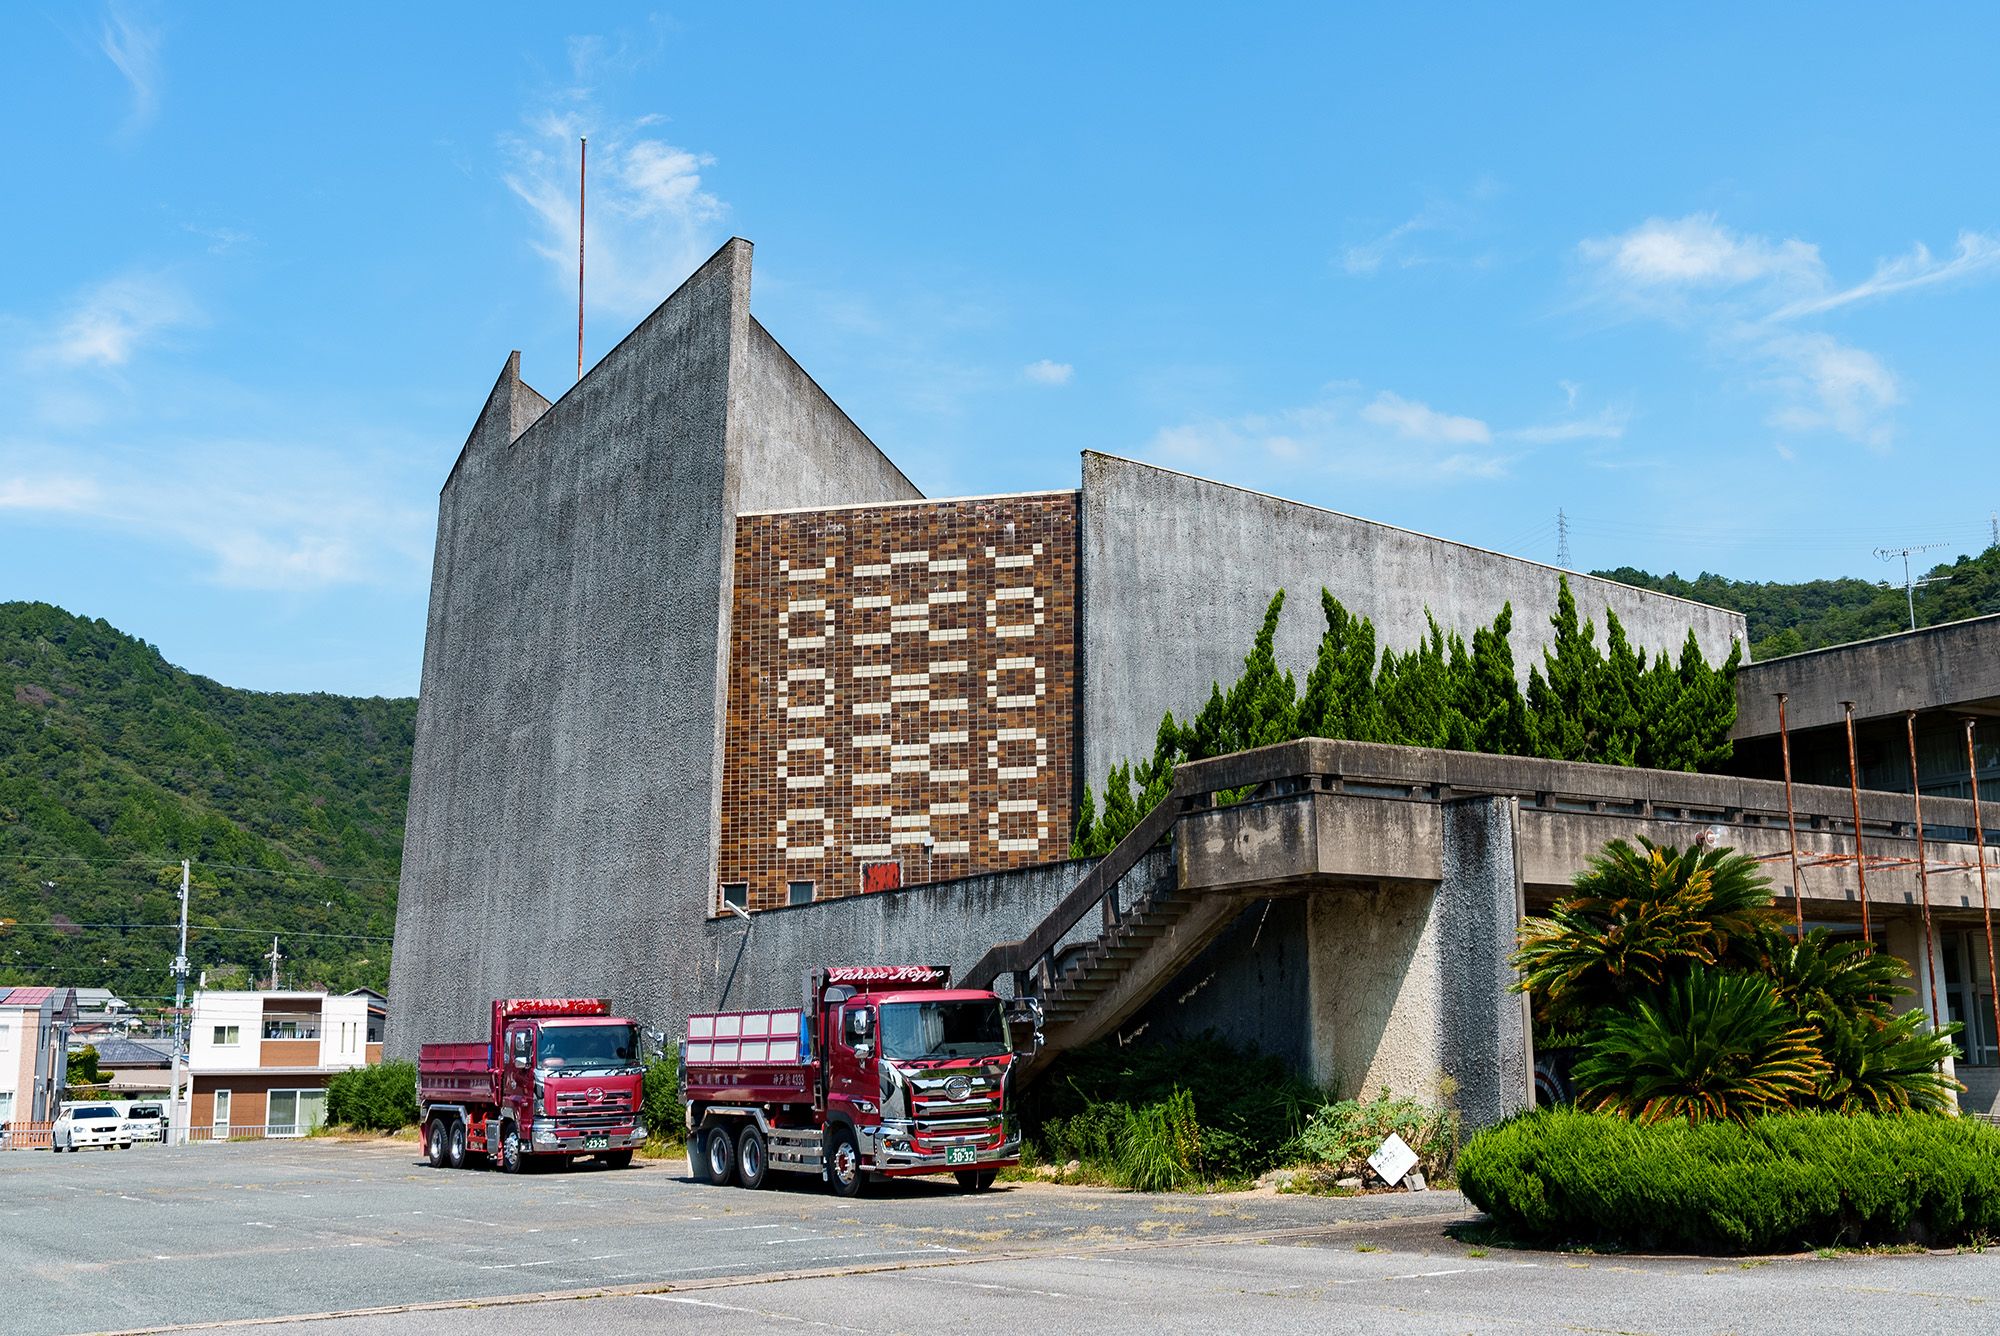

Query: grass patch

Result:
[1460,1109,2000,1254]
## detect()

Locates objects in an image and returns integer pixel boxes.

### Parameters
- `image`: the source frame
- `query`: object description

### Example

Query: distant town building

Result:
[185,989,385,1138]
[0,986,77,1126]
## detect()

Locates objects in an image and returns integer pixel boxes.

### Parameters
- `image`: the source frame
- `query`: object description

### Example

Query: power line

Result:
[1,852,401,885]
[0,921,393,942]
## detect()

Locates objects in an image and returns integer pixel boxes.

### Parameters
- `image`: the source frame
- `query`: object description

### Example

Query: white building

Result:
[184,989,385,1138]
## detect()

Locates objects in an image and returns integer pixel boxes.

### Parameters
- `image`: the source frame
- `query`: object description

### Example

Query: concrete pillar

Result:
[1437,796,1532,1128]
[1883,913,1958,1094]
[1305,881,1445,1102]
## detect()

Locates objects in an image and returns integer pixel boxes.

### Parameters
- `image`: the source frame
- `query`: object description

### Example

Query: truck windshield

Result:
[537,1024,638,1071]
[878,1001,1007,1061]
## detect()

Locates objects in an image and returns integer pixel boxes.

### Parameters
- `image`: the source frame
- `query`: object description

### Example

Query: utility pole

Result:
[1990,511,1998,551]
[266,937,283,991]
[169,859,190,1146]
[1875,541,1949,632]
[1555,508,1571,569]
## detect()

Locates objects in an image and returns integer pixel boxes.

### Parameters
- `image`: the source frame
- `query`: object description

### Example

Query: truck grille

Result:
[553,1088,635,1131]
[908,1067,1005,1150]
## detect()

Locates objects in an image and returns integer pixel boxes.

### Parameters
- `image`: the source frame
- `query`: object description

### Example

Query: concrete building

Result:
[185,989,384,1138]
[388,237,1752,1112]
[0,986,76,1128]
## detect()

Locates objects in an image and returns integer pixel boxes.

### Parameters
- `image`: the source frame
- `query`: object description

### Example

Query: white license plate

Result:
[945,1146,976,1166]
[584,1135,609,1150]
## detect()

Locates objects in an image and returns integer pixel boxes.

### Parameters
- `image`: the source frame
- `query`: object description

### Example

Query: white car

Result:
[53,1103,133,1152]
[123,1103,166,1143]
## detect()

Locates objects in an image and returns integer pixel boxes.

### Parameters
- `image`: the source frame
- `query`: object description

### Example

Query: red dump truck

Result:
[683,965,1042,1196]
[418,998,648,1172]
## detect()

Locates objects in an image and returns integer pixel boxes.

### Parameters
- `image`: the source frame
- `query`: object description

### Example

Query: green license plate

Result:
[945,1146,976,1166]
[584,1135,609,1150]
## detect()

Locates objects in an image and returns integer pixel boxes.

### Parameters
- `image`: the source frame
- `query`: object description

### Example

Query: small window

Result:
[212,1025,240,1046]
[787,880,816,906]
[719,882,748,911]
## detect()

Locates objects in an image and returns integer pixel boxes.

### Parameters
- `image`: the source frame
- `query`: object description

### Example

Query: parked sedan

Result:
[123,1103,166,1143]
[53,1103,133,1152]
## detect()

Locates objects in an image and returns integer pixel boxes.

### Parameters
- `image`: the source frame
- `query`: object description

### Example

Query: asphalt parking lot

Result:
[4,1139,1999,1334]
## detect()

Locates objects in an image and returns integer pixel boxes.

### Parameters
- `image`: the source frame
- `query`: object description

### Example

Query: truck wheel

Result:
[736,1127,769,1189]
[703,1125,737,1187]
[426,1118,449,1169]
[826,1127,865,1198]
[498,1123,524,1174]
[599,1149,634,1169]
[954,1170,997,1192]
[447,1120,468,1169]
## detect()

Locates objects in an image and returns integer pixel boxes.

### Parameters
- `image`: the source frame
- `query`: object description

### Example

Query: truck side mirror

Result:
[854,1040,873,1062]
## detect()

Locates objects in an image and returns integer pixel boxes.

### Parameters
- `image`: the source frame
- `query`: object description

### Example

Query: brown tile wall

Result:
[720,494,1078,913]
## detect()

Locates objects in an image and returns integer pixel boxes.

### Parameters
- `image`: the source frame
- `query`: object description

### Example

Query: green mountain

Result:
[0,602,415,1012]
[1596,543,2000,661]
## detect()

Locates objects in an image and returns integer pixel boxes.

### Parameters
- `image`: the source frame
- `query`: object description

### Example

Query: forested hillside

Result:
[1597,542,2000,661]
[0,602,415,1011]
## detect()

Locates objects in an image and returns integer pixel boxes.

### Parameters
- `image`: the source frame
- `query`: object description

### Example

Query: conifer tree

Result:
[1297,591,1384,742]
[1099,762,1140,848]
[1459,603,1528,754]
[1526,576,1604,761]
[1596,609,1646,767]
[1376,615,1456,748]
[1070,783,1101,859]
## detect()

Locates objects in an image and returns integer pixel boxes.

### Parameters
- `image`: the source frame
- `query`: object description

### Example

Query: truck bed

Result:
[684,1009,812,1106]
[418,1041,498,1106]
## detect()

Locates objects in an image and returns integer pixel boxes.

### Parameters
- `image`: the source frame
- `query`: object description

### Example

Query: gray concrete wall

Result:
[1732,614,2000,738]
[687,860,1096,1015]
[388,239,923,1057]
[1307,881,1445,1102]
[1079,453,1750,791]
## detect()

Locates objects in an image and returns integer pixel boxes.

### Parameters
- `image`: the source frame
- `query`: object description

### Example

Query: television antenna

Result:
[1874,542,1950,632]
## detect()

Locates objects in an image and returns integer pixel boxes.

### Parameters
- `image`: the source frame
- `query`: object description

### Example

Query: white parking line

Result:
[647,1294,870,1331]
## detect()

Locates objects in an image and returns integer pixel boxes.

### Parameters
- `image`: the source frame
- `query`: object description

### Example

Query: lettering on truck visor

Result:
[824,965,950,985]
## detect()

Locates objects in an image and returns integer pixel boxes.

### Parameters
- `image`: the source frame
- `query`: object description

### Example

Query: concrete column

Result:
[1883,913,1958,1094]
[1437,795,1532,1129]
[1305,881,1445,1102]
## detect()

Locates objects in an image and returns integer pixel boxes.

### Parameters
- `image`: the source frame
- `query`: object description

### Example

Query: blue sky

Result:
[3,4,1997,696]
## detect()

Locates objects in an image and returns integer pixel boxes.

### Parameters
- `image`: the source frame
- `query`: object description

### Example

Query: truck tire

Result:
[703,1125,737,1187]
[954,1169,997,1192]
[736,1126,770,1189]
[599,1149,634,1169]
[426,1118,449,1169]
[826,1126,865,1198]
[497,1123,525,1174]
[447,1120,468,1169]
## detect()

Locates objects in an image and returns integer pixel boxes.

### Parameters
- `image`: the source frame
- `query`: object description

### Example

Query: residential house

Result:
[92,1037,175,1099]
[0,986,77,1129]
[186,989,386,1138]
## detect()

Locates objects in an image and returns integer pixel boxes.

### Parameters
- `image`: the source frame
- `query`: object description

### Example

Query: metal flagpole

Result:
[577,137,587,382]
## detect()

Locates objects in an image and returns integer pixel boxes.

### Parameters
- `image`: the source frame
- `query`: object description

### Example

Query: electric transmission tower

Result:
[1556,509,1571,568]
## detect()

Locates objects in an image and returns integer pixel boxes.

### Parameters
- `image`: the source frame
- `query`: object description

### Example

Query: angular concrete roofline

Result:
[1740,610,2000,669]
[738,487,1076,519]
[1079,450,1746,624]
[747,314,922,502]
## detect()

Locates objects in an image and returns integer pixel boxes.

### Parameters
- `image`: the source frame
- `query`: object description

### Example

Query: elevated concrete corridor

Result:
[969,739,2000,1125]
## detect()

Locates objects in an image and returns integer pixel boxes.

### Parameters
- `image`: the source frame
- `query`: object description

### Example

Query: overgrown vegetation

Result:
[1073,579,1740,856]
[1460,1109,2000,1253]
[326,1059,419,1130]
[1022,1036,1457,1190]
[1598,540,2000,662]
[641,1053,682,1146]
[1518,838,1959,1121]
[0,602,414,1005]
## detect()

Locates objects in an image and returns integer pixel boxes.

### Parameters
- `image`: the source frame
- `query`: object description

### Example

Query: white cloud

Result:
[1359,391,1491,444]
[0,475,101,512]
[503,97,727,321]
[1573,213,1998,449]
[1771,231,2000,319]
[1580,213,1821,290]
[100,4,162,135]
[1023,359,1073,386]
[42,273,200,368]
[1143,386,1509,487]
[1339,180,1500,276]
[1505,407,1629,444]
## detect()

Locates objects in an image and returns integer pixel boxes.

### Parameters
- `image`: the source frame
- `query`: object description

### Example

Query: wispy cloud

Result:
[1503,406,1629,444]
[502,40,727,322]
[100,3,162,136]
[39,272,200,368]
[1574,213,1997,449]
[1339,180,1500,276]
[1143,385,1510,487]
[1023,359,1073,386]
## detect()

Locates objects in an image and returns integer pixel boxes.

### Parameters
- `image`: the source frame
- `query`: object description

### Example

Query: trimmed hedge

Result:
[1460,1109,2000,1253]
[326,1060,419,1131]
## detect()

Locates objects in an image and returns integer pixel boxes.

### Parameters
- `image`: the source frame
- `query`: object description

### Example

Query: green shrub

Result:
[1119,1089,1203,1192]
[1287,1088,1459,1180]
[1459,1109,2000,1253]
[326,1060,419,1131]
[641,1054,682,1142]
